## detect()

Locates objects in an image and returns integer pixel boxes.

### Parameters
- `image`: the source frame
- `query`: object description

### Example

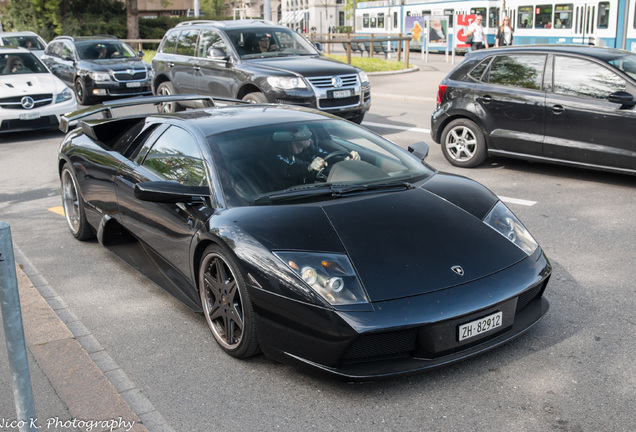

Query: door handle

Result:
[551,105,565,114]
[193,66,201,71]
[480,95,492,104]
[168,62,175,68]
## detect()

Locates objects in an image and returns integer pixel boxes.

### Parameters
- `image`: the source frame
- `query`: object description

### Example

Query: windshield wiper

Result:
[254,182,414,203]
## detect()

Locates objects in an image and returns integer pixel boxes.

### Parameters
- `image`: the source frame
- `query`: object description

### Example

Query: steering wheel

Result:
[315,151,352,181]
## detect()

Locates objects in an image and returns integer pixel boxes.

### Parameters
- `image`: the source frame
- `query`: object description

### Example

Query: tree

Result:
[125,0,139,39]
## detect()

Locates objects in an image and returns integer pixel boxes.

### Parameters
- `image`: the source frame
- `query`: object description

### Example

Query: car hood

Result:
[1,73,68,96]
[243,55,361,77]
[234,187,528,302]
[79,58,149,72]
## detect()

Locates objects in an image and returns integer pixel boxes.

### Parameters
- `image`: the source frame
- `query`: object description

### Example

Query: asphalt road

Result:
[1,54,635,432]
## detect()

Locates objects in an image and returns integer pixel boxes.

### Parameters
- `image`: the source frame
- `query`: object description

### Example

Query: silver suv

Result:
[152,20,371,123]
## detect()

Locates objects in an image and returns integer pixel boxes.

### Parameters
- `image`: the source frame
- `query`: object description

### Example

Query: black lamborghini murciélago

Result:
[58,95,550,379]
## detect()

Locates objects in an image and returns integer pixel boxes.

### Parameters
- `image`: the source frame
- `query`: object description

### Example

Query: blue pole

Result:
[0,222,38,432]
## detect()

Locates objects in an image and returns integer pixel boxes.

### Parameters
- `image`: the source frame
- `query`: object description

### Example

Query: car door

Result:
[194,29,237,98]
[477,53,547,156]
[42,41,76,87]
[170,29,200,94]
[116,124,213,280]
[544,54,636,171]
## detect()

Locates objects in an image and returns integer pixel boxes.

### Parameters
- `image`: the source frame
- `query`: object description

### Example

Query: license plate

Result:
[458,311,503,342]
[331,89,351,98]
[19,111,41,120]
[126,82,141,88]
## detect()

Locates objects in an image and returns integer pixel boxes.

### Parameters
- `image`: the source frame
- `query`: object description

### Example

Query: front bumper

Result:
[0,96,77,133]
[86,78,153,99]
[250,250,551,380]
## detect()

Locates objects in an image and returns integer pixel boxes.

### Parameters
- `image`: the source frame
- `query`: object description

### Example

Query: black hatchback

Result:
[430,45,636,175]
[41,35,152,105]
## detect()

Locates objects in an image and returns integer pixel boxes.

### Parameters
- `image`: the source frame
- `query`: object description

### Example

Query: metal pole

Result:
[0,222,38,432]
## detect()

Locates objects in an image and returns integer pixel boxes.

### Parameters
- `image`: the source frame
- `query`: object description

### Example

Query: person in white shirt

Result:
[495,16,514,47]
[466,15,488,50]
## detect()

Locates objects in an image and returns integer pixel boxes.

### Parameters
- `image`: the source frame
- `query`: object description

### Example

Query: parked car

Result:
[0,47,77,133]
[0,31,48,58]
[41,35,152,105]
[57,95,550,379]
[152,20,371,124]
[431,45,636,175]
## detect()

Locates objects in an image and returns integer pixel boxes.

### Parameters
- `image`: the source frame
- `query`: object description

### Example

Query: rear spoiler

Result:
[59,94,247,133]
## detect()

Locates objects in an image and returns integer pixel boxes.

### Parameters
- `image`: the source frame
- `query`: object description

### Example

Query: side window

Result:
[468,57,492,81]
[536,5,554,28]
[198,30,226,58]
[175,30,200,57]
[553,56,626,99]
[142,126,209,187]
[518,6,534,28]
[44,42,59,56]
[486,54,546,90]
[554,4,574,28]
[597,2,610,29]
[161,30,179,54]
[61,42,74,59]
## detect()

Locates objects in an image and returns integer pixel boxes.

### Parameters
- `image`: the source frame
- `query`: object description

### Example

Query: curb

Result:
[13,246,175,432]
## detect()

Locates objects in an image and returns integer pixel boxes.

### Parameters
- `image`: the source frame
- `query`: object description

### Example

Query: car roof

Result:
[0,46,31,54]
[168,105,337,137]
[0,31,41,37]
[53,35,119,44]
[175,19,283,30]
[467,44,635,62]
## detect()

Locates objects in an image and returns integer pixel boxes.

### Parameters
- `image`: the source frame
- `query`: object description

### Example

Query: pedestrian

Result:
[495,16,514,47]
[466,15,488,50]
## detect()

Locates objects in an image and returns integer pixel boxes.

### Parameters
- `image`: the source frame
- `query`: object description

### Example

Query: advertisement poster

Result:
[405,16,425,51]
[456,14,477,47]
[428,16,448,47]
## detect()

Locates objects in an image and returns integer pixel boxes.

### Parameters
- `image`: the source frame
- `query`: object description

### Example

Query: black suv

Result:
[431,45,636,175]
[41,35,152,105]
[152,20,371,123]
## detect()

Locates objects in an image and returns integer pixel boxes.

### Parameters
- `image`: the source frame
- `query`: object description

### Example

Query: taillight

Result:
[436,85,447,105]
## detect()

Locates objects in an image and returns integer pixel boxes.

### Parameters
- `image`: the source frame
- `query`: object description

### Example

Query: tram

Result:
[353,0,636,52]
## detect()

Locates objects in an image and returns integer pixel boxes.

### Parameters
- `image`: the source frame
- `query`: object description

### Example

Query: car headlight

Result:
[266,76,307,90]
[358,71,369,84]
[483,201,539,256]
[273,251,369,306]
[89,71,112,82]
[55,87,73,103]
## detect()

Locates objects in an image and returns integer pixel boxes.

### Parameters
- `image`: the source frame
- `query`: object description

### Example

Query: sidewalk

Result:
[0,50,461,432]
[1,247,163,432]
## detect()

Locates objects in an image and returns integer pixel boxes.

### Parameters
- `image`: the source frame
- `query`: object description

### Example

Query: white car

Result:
[0,31,48,58]
[0,47,77,133]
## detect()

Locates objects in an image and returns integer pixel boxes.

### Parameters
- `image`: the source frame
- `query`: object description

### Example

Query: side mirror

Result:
[208,47,229,60]
[313,42,323,52]
[62,54,74,62]
[134,181,209,204]
[608,91,636,107]
[138,50,145,58]
[408,141,429,160]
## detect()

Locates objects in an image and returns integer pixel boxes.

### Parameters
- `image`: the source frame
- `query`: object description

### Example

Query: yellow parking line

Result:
[48,206,65,216]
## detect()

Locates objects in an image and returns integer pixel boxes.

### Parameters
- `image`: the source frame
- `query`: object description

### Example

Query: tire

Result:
[440,118,487,168]
[199,244,259,358]
[156,81,184,113]
[74,78,93,105]
[242,92,268,104]
[349,113,365,124]
[60,164,94,241]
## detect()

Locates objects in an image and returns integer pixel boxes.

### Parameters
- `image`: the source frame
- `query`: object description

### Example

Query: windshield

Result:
[209,119,433,206]
[1,52,48,75]
[224,27,319,59]
[1,35,46,50]
[608,53,636,80]
[76,41,138,60]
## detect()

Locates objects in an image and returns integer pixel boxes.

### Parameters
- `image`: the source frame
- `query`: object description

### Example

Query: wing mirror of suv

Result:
[208,47,229,61]
[138,50,145,58]
[608,91,636,108]
[408,141,429,160]
[62,54,74,62]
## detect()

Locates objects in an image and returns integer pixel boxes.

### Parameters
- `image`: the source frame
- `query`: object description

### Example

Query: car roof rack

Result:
[59,94,247,133]
[176,20,223,27]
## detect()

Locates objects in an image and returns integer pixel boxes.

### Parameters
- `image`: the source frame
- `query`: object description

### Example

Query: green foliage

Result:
[325,54,412,73]
[2,0,128,39]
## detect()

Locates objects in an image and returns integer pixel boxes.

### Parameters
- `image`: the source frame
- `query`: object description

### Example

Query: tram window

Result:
[488,7,500,27]
[518,6,534,28]
[554,4,573,29]
[378,13,385,29]
[444,9,454,27]
[394,11,399,28]
[536,5,554,28]
[471,7,487,20]
[554,56,626,99]
[486,54,546,90]
[371,16,377,28]
[597,2,610,29]
[363,13,370,29]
